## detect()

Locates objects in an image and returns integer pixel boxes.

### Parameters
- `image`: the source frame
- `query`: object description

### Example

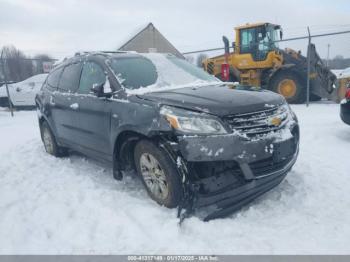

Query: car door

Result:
[51,62,82,143]
[68,61,112,159]
[8,83,23,106]
[43,67,63,136]
[11,81,36,106]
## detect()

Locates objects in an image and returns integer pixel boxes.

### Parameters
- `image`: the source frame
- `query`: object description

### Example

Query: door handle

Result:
[49,96,55,106]
[70,103,79,110]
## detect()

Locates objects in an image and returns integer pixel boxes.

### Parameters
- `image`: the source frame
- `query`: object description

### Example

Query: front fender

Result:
[110,100,173,150]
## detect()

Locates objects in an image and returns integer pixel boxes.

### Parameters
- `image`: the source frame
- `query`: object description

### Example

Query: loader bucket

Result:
[308,43,337,100]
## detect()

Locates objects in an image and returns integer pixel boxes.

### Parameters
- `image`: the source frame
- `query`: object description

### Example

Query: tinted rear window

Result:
[58,63,82,92]
[110,57,157,89]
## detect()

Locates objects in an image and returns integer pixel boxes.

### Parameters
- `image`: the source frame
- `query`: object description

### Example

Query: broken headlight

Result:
[160,105,228,135]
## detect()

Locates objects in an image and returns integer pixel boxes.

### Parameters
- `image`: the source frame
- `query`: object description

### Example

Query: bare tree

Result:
[1,45,34,82]
[196,53,208,68]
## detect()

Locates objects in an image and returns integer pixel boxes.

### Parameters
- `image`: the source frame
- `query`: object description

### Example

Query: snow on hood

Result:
[124,53,221,95]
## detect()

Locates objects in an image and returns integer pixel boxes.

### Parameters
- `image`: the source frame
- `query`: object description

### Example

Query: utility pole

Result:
[306,26,311,107]
[326,44,330,67]
[0,49,14,117]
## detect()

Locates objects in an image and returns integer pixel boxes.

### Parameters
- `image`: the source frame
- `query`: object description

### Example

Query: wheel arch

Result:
[113,130,167,171]
[37,113,54,139]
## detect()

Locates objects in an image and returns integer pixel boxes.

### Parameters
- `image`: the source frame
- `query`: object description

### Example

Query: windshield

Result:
[108,53,219,93]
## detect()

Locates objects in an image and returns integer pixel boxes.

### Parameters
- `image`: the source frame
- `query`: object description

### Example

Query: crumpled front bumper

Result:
[175,123,299,221]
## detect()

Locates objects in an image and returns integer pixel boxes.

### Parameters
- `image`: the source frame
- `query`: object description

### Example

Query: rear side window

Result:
[47,67,63,89]
[78,62,106,94]
[58,63,82,92]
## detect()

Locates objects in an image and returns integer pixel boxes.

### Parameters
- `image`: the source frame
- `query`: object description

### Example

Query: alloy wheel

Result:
[139,153,169,201]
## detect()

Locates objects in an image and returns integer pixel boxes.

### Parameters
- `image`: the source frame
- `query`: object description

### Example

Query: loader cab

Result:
[236,23,282,61]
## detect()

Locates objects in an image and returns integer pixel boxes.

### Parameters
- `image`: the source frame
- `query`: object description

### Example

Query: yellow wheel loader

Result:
[202,23,337,103]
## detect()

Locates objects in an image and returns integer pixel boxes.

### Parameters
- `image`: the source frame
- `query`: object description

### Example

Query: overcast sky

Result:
[0,0,349,60]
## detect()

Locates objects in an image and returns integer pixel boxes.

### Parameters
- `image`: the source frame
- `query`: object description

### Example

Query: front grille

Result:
[223,105,289,137]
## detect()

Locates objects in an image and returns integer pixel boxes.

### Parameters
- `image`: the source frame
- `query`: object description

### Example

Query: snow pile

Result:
[0,104,350,254]
[331,69,343,79]
[333,67,350,79]
[338,67,350,79]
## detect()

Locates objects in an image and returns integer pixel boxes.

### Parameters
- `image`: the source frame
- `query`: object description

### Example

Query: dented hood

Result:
[138,84,285,116]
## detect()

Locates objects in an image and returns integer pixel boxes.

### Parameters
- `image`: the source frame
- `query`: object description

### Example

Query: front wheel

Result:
[134,140,183,208]
[270,71,306,104]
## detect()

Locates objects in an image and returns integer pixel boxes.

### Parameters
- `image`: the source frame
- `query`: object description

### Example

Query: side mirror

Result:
[91,83,104,97]
[91,82,113,98]
[280,30,283,40]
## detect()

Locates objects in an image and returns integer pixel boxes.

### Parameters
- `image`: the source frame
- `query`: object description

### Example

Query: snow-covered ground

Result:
[0,104,349,254]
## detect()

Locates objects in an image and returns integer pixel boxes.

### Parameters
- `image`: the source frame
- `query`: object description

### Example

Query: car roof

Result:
[55,51,146,69]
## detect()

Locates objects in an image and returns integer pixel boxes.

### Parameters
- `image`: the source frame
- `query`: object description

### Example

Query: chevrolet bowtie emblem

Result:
[270,117,282,127]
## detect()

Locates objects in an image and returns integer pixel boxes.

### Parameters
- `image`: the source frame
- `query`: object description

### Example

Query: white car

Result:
[0,74,48,107]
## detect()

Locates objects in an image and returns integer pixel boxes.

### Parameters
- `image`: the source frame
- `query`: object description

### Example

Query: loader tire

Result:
[134,140,183,208]
[270,71,306,104]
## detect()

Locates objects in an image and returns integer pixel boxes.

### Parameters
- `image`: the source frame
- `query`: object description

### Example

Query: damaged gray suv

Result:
[36,52,299,221]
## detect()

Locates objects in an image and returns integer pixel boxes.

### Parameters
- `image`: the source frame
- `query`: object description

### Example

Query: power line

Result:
[182,29,350,55]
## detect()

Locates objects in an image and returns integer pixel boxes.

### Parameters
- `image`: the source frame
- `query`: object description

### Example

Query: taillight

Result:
[346,89,350,100]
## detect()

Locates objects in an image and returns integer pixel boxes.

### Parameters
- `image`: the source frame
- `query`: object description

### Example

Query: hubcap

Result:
[278,79,297,98]
[43,127,54,154]
[139,153,169,201]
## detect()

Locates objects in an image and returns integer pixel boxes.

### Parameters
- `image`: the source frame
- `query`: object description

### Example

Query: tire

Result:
[270,71,306,104]
[40,121,68,157]
[134,140,183,208]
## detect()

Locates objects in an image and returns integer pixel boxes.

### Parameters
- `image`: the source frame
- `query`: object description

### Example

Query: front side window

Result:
[78,62,106,94]
[58,63,82,92]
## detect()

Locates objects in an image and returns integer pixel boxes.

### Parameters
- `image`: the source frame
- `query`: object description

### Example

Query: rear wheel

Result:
[134,140,183,208]
[270,71,306,104]
[40,121,68,157]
